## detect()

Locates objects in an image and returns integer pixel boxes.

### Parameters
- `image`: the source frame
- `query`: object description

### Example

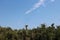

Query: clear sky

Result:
[0,0,60,29]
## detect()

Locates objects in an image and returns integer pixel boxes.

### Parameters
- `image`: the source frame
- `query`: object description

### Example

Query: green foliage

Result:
[0,24,60,40]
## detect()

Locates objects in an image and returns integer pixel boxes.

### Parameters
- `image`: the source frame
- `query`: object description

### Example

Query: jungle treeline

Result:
[0,23,60,40]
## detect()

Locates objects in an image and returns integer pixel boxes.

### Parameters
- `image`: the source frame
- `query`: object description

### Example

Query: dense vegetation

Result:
[0,23,60,40]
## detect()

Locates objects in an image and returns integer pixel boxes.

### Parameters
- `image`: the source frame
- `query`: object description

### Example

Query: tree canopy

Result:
[0,24,60,40]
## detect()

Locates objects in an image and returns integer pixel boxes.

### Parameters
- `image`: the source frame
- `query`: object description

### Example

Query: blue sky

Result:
[0,0,60,29]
